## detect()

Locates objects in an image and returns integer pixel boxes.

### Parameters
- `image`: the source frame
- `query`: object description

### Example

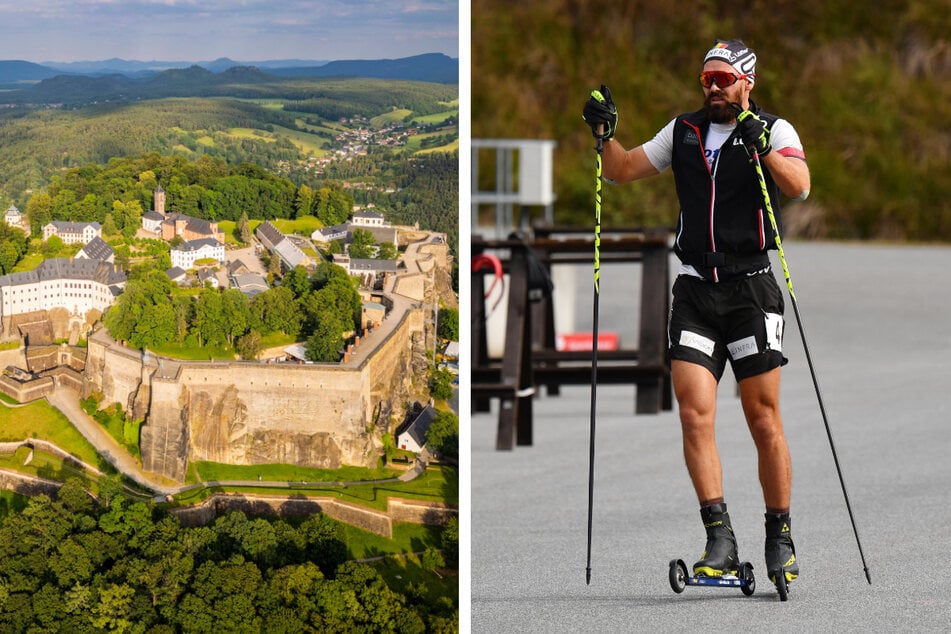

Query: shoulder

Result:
[753,103,803,153]
[769,118,804,153]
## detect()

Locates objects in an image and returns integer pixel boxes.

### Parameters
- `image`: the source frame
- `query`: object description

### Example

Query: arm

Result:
[736,110,811,201]
[582,85,664,184]
[602,140,661,184]
[762,150,810,201]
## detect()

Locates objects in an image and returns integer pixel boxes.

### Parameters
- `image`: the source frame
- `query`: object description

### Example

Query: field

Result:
[0,400,104,467]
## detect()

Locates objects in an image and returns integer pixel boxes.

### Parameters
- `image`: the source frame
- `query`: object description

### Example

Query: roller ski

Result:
[668,558,756,596]
[668,503,755,597]
[765,512,798,601]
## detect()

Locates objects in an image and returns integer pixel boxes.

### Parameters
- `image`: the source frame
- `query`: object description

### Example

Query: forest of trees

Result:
[0,482,458,632]
[104,261,362,362]
[314,152,459,252]
[13,147,458,254]
[22,153,353,238]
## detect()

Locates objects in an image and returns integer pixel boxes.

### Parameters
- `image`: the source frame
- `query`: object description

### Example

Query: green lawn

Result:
[150,340,237,361]
[172,465,457,511]
[418,138,460,154]
[409,110,458,125]
[0,400,105,468]
[192,461,400,483]
[216,219,241,245]
[259,332,296,348]
[11,253,44,273]
[371,109,413,127]
[82,399,141,459]
[344,521,442,560]
[0,445,98,489]
[271,215,323,235]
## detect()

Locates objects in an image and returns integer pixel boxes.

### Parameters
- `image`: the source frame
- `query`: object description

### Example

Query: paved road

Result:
[471,241,951,632]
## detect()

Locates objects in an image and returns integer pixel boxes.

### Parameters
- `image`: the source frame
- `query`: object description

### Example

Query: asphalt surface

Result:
[471,241,951,632]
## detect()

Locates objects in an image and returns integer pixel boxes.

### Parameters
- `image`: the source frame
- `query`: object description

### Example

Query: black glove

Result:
[582,84,617,140]
[736,108,772,157]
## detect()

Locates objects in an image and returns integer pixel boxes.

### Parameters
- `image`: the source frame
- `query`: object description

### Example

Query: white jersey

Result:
[642,117,804,173]
[641,114,804,278]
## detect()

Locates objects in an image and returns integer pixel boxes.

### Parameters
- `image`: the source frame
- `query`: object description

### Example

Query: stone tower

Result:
[154,186,166,215]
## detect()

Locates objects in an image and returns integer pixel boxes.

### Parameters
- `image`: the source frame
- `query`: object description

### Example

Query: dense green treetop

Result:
[0,485,457,631]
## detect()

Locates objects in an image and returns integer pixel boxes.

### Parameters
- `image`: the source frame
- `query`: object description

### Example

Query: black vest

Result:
[670,102,783,282]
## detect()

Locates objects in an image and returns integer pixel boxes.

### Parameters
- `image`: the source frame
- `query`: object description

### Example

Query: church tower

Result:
[154,186,166,215]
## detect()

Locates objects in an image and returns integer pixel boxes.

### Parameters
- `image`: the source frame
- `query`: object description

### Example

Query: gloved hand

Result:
[736,108,772,157]
[582,84,617,140]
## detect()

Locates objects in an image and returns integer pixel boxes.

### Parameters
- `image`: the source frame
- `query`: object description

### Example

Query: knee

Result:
[679,404,715,438]
[746,406,784,444]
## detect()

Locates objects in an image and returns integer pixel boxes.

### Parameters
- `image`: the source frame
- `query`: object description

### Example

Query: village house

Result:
[361,301,386,330]
[351,210,387,228]
[166,267,188,285]
[310,223,349,243]
[230,273,269,298]
[197,268,219,288]
[3,205,24,228]
[141,210,164,233]
[310,210,397,250]
[170,238,225,270]
[42,221,102,245]
[397,404,436,453]
[75,236,115,263]
[256,221,310,271]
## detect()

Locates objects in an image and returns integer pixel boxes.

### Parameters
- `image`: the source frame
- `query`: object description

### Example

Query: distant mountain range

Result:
[0,52,458,86]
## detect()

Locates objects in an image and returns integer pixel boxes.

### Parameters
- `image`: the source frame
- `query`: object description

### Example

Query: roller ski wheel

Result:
[669,559,688,593]
[770,568,789,601]
[739,561,756,596]
[668,559,755,597]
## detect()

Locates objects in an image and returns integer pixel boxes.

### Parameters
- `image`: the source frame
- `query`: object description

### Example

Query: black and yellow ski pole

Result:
[739,105,871,584]
[585,122,604,585]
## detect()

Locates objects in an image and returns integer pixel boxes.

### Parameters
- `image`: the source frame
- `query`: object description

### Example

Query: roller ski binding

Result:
[765,512,798,601]
[668,503,755,597]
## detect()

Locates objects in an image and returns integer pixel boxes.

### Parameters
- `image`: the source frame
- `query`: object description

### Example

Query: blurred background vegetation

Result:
[472,0,950,241]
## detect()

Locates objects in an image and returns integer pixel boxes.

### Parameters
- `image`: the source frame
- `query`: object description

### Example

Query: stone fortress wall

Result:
[83,306,428,483]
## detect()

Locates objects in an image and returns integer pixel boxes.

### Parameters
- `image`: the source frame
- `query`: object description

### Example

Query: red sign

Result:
[556,332,620,351]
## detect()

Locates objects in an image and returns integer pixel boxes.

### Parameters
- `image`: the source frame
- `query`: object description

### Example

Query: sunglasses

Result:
[699,70,754,89]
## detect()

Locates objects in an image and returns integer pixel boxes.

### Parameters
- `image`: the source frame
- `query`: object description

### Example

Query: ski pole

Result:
[585,126,604,585]
[747,141,872,585]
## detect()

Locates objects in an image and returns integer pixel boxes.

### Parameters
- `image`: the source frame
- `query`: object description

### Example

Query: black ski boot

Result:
[693,503,739,577]
[765,512,799,584]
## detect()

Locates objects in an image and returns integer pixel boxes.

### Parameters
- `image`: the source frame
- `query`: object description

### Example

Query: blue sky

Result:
[0,0,459,63]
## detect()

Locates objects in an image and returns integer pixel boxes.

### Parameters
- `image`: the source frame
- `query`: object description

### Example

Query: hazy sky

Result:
[0,0,459,63]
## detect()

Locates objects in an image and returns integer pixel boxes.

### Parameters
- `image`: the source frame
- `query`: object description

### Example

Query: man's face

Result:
[701,60,752,123]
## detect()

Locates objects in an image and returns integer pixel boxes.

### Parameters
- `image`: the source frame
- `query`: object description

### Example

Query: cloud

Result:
[0,0,457,62]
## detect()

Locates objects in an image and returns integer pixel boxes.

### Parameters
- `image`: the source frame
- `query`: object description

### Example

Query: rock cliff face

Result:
[87,308,430,483]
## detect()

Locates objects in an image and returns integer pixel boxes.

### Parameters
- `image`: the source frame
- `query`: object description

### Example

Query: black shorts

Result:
[668,273,787,382]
